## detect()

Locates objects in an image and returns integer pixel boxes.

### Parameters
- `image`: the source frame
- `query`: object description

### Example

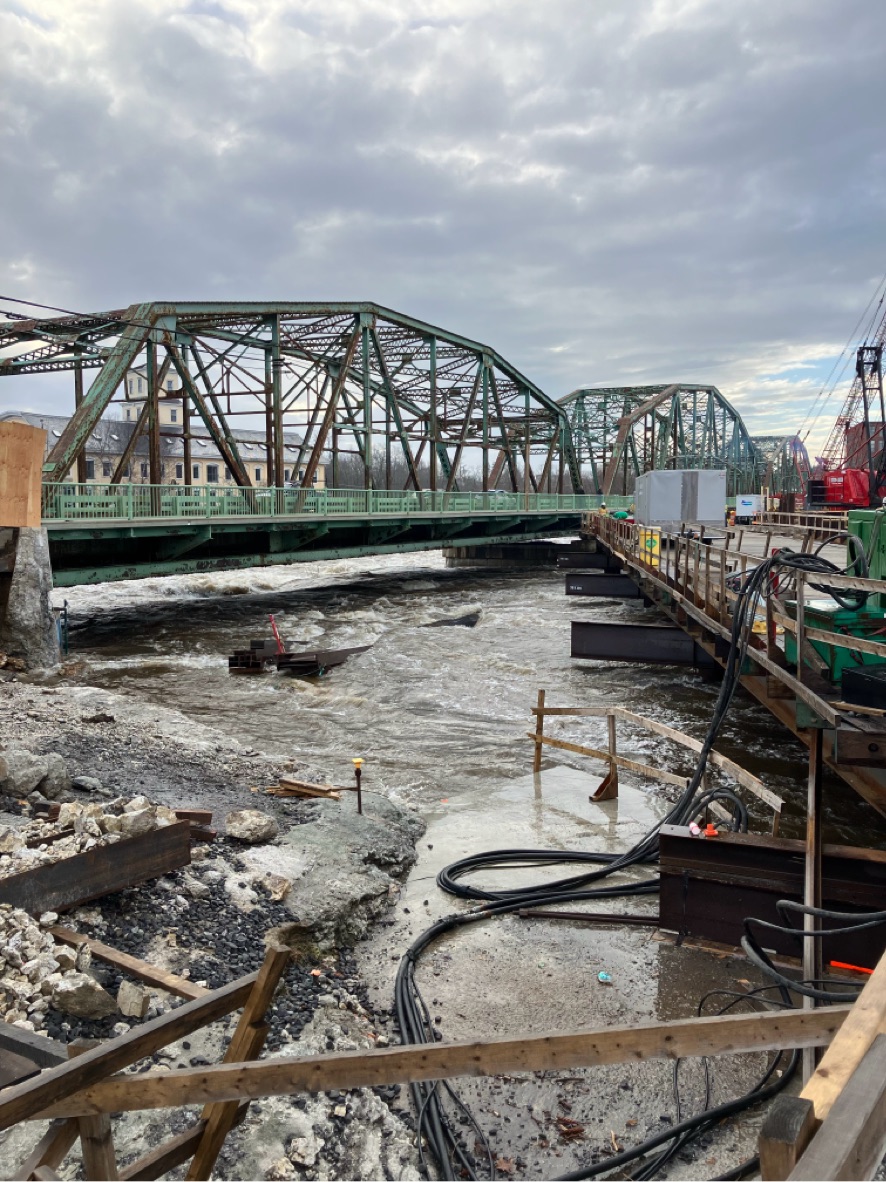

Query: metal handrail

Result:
[41,484,632,523]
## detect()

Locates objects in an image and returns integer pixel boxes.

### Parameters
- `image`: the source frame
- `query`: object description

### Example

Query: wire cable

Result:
[396,546,873,1179]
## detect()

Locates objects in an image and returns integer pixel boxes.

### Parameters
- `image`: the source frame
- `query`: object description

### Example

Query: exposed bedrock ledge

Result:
[238,793,426,950]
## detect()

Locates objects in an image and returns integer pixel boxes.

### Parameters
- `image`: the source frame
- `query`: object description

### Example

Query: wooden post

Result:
[692,540,700,606]
[533,689,545,773]
[69,1042,119,1181]
[719,554,728,625]
[185,943,292,1181]
[789,1034,886,1181]
[759,1095,817,1180]
[796,572,806,686]
[803,726,824,1082]
[591,712,619,801]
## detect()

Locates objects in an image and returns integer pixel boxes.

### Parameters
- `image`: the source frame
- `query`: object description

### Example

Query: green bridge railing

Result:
[41,484,632,523]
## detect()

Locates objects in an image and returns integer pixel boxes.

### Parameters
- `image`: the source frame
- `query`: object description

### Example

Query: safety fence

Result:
[41,484,632,523]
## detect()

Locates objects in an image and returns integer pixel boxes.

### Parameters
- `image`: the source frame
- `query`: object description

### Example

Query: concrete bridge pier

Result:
[0,422,59,672]
[0,527,59,671]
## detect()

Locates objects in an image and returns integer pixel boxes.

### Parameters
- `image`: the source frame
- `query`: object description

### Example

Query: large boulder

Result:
[51,973,117,1019]
[0,747,49,797]
[0,747,70,799]
[225,809,279,844]
[40,753,71,800]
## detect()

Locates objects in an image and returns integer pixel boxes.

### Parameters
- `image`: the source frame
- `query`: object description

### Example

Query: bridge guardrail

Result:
[41,484,632,523]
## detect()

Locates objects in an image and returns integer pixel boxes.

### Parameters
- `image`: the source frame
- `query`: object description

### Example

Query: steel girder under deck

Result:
[44,501,586,585]
[0,301,583,496]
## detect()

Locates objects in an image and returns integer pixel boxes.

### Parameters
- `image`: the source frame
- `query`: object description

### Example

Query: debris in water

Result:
[423,610,481,628]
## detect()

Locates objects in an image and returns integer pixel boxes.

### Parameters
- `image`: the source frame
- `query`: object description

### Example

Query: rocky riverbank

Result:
[0,678,426,1180]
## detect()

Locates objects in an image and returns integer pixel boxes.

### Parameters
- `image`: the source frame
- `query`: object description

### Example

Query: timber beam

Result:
[33,1005,848,1120]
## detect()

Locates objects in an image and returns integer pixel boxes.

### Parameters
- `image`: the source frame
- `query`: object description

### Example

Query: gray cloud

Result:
[1,0,885,454]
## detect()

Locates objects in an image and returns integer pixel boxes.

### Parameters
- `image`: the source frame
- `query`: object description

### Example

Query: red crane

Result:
[810,304,886,509]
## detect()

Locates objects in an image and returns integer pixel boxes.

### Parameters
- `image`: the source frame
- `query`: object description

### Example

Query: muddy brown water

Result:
[51,551,886,1178]
[55,550,884,846]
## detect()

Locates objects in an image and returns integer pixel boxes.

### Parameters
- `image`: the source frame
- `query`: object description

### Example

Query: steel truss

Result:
[558,384,760,496]
[0,302,583,493]
[747,435,812,497]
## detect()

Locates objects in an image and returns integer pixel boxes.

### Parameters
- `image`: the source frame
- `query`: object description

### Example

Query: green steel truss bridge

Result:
[1,305,804,584]
[1,301,604,584]
[558,384,809,498]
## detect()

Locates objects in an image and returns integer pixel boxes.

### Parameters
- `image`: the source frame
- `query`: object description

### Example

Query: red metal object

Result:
[822,468,870,507]
[268,613,285,655]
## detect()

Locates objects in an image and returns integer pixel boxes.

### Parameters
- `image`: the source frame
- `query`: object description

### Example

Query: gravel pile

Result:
[0,797,183,878]
[27,843,419,1180]
[0,683,425,1179]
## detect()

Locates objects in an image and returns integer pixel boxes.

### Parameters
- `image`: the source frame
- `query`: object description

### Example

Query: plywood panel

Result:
[0,422,46,528]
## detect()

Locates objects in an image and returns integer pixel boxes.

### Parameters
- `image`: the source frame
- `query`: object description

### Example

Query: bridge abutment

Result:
[0,527,59,671]
[0,422,59,671]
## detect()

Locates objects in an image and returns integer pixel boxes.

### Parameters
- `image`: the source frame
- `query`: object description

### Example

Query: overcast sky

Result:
[2,0,885,456]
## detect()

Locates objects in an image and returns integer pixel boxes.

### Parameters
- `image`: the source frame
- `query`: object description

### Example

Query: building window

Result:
[224,466,231,481]
[140,463,148,479]
[206,464,219,483]
[126,408,132,420]
[166,380,174,391]
[192,464,201,479]
[137,378,143,393]
[175,463,184,480]
[284,469,291,482]
[102,461,112,478]
[85,459,95,481]
[254,467,262,482]
[170,408,178,423]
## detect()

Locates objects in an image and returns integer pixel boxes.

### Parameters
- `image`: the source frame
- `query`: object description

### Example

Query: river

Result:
[47,550,885,1179]
[53,549,882,845]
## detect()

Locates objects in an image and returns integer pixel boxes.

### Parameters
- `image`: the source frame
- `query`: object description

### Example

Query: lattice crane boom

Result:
[819,301,886,470]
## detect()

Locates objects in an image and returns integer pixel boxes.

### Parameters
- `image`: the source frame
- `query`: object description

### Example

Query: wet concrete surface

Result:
[360,765,781,1179]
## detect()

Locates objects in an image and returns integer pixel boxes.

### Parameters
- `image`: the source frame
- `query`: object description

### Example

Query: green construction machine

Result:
[783,509,886,708]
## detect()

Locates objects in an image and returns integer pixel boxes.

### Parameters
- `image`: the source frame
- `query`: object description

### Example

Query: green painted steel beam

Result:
[42,302,155,481]
[155,526,212,561]
[49,523,582,586]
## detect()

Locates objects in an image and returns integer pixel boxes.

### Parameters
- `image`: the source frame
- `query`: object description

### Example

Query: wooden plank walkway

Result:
[587,514,886,817]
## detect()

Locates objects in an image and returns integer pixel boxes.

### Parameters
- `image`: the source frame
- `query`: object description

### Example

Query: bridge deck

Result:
[41,486,629,585]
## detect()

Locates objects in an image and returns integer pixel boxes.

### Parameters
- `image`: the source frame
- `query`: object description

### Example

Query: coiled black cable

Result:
[742,900,886,1002]
[394,545,873,1180]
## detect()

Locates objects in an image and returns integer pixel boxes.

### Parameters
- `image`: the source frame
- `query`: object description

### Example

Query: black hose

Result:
[394,547,871,1179]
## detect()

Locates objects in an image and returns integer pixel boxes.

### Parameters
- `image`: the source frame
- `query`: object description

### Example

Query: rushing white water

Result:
[52,551,879,839]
